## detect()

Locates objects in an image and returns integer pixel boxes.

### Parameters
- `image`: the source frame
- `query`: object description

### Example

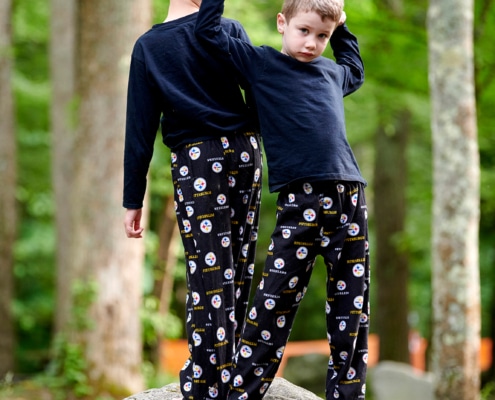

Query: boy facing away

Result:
[123,0,263,399]
[195,0,369,399]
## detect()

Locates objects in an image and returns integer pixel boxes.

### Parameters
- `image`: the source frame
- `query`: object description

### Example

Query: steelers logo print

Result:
[333,388,340,398]
[183,382,192,393]
[180,166,189,176]
[353,296,364,310]
[352,192,359,206]
[268,240,275,251]
[340,351,349,361]
[221,137,229,149]
[192,292,201,306]
[211,294,222,309]
[233,374,244,387]
[303,209,317,222]
[171,152,177,163]
[228,175,236,188]
[238,393,249,400]
[249,307,257,320]
[339,321,347,331]
[276,315,286,328]
[254,367,264,376]
[217,327,226,341]
[217,194,227,205]
[347,367,357,380]
[274,258,285,269]
[177,188,184,202]
[250,136,259,149]
[221,369,231,383]
[261,330,271,341]
[289,276,299,289]
[282,229,291,239]
[326,302,331,314]
[321,197,333,209]
[259,278,265,290]
[242,244,249,257]
[248,263,255,275]
[348,223,360,236]
[288,193,296,203]
[264,299,276,310]
[192,330,202,346]
[276,346,285,359]
[254,168,261,182]
[194,178,207,192]
[337,280,347,291]
[210,354,217,365]
[360,313,368,324]
[186,206,194,217]
[243,194,249,204]
[353,263,365,278]
[209,386,219,398]
[337,184,345,193]
[212,162,223,173]
[303,183,313,194]
[189,147,201,160]
[193,364,203,378]
[296,246,308,260]
[200,219,213,233]
[182,219,191,233]
[221,236,230,248]
[321,236,330,247]
[205,252,217,266]
[224,268,233,280]
[260,383,270,395]
[247,211,255,225]
[240,345,253,358]
[240,152,250,163]
[189,260,197,275]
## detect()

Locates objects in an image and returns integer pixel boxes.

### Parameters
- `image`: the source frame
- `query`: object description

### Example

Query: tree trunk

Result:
[428,1,481,399]
[50,0,77,336]
[151,195,180,367]
[0,0,16,377]
[69,0,151,394]
[374,108,410,363]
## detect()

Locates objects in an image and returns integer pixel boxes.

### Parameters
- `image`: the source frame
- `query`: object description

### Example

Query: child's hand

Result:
[124,208,144,238]
[339,11,347,26]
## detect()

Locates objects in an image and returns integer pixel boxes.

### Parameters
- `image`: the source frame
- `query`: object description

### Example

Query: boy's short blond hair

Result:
[281,0,343,23]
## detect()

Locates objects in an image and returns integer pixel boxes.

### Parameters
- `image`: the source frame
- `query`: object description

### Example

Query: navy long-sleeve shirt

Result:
[123,13,256,209]
[195,0,366,192]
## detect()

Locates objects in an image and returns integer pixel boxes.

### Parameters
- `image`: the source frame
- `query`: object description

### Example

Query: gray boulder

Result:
[369,361,434,400]
[124,377,323,400]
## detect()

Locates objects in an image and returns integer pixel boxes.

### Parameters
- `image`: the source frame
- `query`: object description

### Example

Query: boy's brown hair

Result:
[281,0,343,23]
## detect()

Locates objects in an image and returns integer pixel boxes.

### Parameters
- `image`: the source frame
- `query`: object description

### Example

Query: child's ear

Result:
[276,13,286,34]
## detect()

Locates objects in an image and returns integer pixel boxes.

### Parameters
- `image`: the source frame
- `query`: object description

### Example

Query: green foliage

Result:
[141,296,182,346]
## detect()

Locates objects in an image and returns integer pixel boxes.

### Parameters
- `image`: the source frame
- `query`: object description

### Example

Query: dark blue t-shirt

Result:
[196,0,367,192]
[124,13,256,208]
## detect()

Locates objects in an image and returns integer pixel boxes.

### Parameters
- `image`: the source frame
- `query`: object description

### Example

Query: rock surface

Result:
[369,361,434,400]
[124,377,323,400]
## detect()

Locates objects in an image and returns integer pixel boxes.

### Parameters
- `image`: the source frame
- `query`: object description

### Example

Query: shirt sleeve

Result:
[195,0,263,84]
[123,43,162,209]
[330,24,365,96]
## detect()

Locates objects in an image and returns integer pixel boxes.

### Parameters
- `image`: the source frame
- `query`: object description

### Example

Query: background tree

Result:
[0,0,17,378]
[428,0,481,399]
[62,0,151,395]
[50,0,76,336]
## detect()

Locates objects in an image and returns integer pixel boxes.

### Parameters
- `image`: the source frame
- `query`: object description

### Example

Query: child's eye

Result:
[319,33,328,39]
[300,28,309,34]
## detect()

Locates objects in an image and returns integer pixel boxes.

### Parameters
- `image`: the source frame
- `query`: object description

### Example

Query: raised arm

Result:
[330,23,365,96]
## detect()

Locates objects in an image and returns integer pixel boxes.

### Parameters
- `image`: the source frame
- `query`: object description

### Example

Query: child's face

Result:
[277,11,337,63]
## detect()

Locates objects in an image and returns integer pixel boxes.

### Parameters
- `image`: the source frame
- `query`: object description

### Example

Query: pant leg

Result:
[319,182,369,400]
[173,133,262,400]
[224,133,263,343]
[227,186,321,400]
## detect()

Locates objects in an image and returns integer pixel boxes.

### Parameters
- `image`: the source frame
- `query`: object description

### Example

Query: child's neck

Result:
[164,0,200,22]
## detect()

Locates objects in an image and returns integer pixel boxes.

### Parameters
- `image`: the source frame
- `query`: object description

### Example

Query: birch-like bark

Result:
[428,0,480,398]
